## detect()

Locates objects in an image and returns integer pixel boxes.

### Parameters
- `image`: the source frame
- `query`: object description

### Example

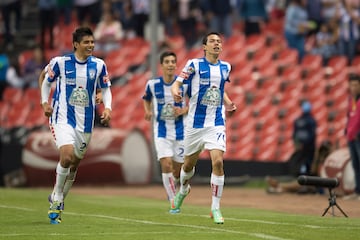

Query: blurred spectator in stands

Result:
[23,45,47,89]
[0,52,10,100]
[176,0,201,49]
[306,0,322,35]
[5,56,23,89]
[74,0,101,26]
[292,100,317,176]
[57,0,73,25]
[266,0,287,19]
[38,0,57,50]
[159,0,177,36]
[311,22,338,65]
[94,10,123,56]
[131,0,150,38]
[121,0,136,39]
[321,0,342,23]
[204,0,235,39]
[238,0,268,37]
[112,0,125,20]
[337,0,360,65]
[284,0,315,62]
[0,0,22,51]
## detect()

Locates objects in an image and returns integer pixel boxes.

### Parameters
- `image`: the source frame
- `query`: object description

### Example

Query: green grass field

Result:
[1,188,359,240]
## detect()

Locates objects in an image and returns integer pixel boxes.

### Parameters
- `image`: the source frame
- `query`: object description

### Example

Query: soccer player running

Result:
[171,32,236,224]
[40,27,112,224]
[142,51,188,213]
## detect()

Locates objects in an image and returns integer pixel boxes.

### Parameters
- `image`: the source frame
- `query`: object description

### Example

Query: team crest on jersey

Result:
[222,69,229,79]
[89,69,96,80]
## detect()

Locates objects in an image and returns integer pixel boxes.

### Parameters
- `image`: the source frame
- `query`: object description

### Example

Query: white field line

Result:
[183,213,328,229]
[1,204,358,238]
[0,204,292,240]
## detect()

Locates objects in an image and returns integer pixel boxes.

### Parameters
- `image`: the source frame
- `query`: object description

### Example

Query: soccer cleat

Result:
[48,194,65,210]
[210,209,224,224]
[48,194,64,224]
[169,199,180,214]
[48,201,63,224]
[170,185,190,212]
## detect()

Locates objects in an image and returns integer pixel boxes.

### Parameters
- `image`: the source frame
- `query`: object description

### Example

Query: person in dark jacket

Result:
[292,100,317,175]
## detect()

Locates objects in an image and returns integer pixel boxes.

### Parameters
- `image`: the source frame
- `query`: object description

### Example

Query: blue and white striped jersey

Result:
[143,76,188,140]
[46,53,111,133]
[176,57,231,128]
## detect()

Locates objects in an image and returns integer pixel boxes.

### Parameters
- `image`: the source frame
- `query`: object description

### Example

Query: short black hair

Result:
[160,51,176,64]
[72,27,93,46]
[349,73,360,82]
[202,32,221,45]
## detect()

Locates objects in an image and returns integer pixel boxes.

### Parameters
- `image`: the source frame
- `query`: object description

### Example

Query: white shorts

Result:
[50,123,92,159]
[154,137,185,163]
[184,126,226,155]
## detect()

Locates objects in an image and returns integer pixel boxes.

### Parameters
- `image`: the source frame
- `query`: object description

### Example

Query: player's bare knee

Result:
[212,158,223,170]
[182,163,194,173]
[160,158,173,172]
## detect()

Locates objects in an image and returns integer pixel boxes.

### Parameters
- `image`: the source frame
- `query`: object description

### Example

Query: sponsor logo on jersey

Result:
[66,78,76,85]
[200,78,210,85]
[157,98,165,104]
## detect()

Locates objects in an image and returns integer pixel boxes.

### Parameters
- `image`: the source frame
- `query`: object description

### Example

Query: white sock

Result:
[179,167,195,195]
[63,170,77,199]
[211,173,224,210]
[162,173,176,200]
[53,162,69,202]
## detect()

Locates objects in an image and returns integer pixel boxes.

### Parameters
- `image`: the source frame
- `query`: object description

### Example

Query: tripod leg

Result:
[322,205,331,217]
[335,203,348,218]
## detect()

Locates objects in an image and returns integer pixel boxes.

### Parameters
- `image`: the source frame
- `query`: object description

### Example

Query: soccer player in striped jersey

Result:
[171,32,236,224]
[143,51,188,213]
[40,27,112,224]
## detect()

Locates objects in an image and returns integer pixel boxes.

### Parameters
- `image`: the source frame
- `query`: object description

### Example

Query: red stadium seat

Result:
[327,56,348,74]
[2,87,23,104]
[25,105,48,129]
[4,100,31,129]
[245,34,266,54]
[252,47,275,69]
[301,54,323,75]
[275,48,298,68]
[24,88,41,105]
[166,35,185,50]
